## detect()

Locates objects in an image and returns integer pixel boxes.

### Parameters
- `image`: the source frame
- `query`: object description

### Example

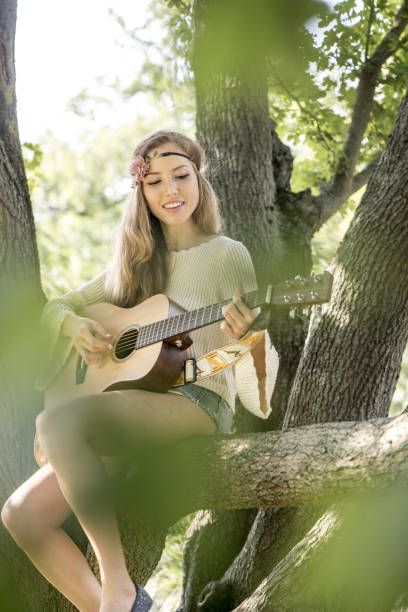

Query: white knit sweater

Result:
[36,235,279,419]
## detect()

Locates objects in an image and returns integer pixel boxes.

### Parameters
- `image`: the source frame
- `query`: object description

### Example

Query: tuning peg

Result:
[283,295,291,303]
[296,293,305,302]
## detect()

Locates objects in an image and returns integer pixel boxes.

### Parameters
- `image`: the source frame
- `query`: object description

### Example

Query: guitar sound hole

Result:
[115,328,139,360]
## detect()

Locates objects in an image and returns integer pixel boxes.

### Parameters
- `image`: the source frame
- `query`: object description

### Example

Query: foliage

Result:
[155,1,408,193]
[266,0,408,190]
[145,515,193,609]
[66,1,408,197]
[22,142,44,192]
[24,0,408,602]
[29,106,193,297]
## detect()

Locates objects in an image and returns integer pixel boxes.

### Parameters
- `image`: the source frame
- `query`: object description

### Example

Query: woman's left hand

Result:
[221,282,260,340]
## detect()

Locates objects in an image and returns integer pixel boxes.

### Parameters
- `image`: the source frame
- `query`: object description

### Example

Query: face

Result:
[141,143,200,229]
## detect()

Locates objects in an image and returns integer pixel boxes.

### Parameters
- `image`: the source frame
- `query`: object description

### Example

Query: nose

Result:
[164,176,178,195]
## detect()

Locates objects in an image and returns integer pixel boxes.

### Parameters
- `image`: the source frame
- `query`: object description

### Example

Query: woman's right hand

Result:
[62,314,113,365]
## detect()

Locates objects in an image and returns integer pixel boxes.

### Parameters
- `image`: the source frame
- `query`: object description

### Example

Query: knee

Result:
[36,406,58,440]
[1,495,38,548]
[36,403,85,460]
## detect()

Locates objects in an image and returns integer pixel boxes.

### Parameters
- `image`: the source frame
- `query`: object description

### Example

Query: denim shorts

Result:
[173,384,233,434]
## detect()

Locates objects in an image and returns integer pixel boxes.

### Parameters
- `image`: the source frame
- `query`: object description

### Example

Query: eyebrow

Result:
[145,164,190,176]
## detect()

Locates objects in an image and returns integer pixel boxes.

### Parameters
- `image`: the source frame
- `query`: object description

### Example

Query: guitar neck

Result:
[137,287,266,348]
[134,271,332,350]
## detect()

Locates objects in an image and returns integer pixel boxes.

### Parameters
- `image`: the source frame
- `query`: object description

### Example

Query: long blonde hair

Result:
[105,130,223,307]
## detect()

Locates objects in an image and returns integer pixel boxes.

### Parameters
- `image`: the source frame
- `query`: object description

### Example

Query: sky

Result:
[15,0,338,146]
[15,0,154,143]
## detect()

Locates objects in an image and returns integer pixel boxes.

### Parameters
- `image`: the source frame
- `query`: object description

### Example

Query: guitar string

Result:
[112,300,253,353]
[110,292,261,354]
[106,288,320,354]
[91,283,322,355]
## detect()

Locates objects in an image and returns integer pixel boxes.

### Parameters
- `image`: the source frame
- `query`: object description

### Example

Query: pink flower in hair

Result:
[129,155,150,187]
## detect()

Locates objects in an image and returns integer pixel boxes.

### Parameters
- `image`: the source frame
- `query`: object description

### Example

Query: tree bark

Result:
[0,1,72,610]
[232,506,342,612]
[124,410,408,515]
[186,1,408,599]
[176,509,256,612]
[235,81,408,612]
[124,409,408,610]
[192,0,281,281]
[285,83,408,429]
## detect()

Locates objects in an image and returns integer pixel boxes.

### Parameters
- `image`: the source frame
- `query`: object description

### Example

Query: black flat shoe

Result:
[131,584,153,612]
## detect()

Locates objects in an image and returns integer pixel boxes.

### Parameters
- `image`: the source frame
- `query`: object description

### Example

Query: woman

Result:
[1,130,279,612]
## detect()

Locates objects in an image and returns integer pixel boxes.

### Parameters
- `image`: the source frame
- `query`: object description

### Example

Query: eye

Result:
[146,173,189,186]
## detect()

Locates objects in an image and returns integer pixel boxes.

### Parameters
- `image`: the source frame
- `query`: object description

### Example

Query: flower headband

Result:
[129,151,193,188]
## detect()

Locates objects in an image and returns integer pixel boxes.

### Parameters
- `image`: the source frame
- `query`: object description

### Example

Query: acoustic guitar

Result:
[44,272,332,411]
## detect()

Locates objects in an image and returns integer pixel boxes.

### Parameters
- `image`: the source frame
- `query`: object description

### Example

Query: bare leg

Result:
[2,460,118,612]
[36,389,216,612]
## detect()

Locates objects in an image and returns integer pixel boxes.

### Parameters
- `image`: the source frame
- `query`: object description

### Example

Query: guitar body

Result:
[44,294,190,410]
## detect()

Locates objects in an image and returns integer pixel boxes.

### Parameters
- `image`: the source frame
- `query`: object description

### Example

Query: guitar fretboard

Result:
[134,288,264,349]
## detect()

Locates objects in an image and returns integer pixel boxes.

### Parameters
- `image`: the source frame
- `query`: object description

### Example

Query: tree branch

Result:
[309,153,381,223]
[364,0,376,62]
[232,506,342,612]
[124,410,408,522]
[315,0,408,230]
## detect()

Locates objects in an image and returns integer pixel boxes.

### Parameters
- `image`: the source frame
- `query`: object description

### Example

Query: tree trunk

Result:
[184,1,318,608]
[0,4,85,610]
[184,0,324,608]
[192,0,281,278]
[122,408,408,609]
[234,82,408,610]
[184,1,408,602]
[285,87,408,428]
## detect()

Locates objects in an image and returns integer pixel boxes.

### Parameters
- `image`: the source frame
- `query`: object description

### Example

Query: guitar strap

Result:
[172,329,265,387]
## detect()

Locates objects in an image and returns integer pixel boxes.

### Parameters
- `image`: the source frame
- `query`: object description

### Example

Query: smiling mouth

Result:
[163,201,185,209]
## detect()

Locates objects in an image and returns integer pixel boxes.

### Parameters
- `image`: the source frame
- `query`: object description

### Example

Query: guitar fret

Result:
[158,318,164,343]
[137,288,264,348]
[136,278,332,349]
[136,327,143,350]
[112,276,333,352]
[150,322,156,343]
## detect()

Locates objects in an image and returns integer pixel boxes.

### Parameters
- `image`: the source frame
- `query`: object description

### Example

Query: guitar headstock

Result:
[272,271,333,307]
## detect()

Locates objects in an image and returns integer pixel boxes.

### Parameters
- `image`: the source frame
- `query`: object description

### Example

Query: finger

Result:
[221,314,247,338]
[77,347,92,364]
[78,335,105,353]
[81,349,102,365]
[223,303,253,330]
[232,283,255,324]
[233,300,255,325]
[80,328,111,352]
[90,321,112,340]
[220,320,238,339]
[233,281,244,299]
